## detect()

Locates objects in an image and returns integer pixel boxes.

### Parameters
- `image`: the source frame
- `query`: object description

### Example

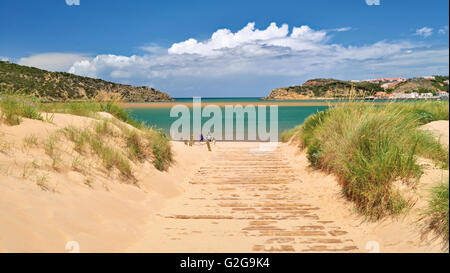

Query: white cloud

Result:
[415,27,433,37]
[139,44,167,54]
[0,56,9,62]
[65,22,448,96]
[439,26,449,35]
[365,0,380,6]
[18,53,88,72]
[331,27,352,32]
[167,22,328,56]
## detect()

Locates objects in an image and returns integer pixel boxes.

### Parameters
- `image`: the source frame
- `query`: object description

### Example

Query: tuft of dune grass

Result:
[147,128,172,171]
[23,134,39,148]
[89,136,132,177]
[0,94,173,171]
[426,182,449,249]
[62,125,132,177]
[43,132,62,170]
[286,101,449,220]
[124,129,148,162]
[280,125,302,143]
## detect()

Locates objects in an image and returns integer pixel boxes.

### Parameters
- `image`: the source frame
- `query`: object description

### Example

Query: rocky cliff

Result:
[264,77,449,100]
[264,79,383,100]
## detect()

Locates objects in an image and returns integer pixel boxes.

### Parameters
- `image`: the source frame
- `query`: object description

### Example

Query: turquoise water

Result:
[127,98,329,141]
[146,97,355,103]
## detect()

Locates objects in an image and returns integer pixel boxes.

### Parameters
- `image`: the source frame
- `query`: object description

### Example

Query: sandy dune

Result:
[0,115,447,252]
[420,120,449,147]
[0,114,211,252]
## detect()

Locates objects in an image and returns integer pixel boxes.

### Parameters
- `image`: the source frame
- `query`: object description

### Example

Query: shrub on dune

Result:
[147,128,172,171]
[288,101,449,219]
[0,94,42,125]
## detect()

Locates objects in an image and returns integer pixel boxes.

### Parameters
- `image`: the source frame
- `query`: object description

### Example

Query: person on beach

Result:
[200,133,204,142]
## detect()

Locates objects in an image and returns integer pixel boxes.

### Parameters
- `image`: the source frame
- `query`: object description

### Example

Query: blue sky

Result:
[1,0,449,97]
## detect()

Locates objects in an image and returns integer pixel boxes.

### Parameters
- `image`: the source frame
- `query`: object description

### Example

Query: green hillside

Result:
[0,61,173,102]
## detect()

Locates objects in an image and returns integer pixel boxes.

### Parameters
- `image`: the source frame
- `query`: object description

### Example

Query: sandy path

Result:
[130,142,359,252]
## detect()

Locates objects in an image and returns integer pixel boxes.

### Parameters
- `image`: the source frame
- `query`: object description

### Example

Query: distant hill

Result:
[264,78,384,100]
[0,61,173,102]
[264,77,449,100]
[390,77,449,94]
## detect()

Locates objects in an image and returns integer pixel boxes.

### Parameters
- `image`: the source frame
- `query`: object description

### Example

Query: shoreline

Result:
[121,99,447,108]
[121,101,385,108]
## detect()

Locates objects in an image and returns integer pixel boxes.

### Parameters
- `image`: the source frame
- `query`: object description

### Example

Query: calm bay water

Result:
[127,98,329,141]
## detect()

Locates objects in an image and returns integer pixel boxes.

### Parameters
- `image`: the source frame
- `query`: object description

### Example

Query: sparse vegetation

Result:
[71,156,86,173]
[23,134,39,148]
[0,132,12,153]
[285,101,449,219]
[36,174,50,191]
[94,120,114,136]
[43,133,62,170]
[85,178,93,188]
[0,61,173,102]
[426,181,449,248]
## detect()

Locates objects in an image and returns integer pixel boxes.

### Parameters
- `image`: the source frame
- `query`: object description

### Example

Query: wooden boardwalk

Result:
[139,143,359,252]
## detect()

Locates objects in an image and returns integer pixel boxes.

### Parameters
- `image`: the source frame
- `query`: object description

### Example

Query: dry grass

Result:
[43,133,62,170]
[71,156,86,174]
[425,181,449,249]
[36,174,50,191]
[23,134,39,148]
[0,132,12,153]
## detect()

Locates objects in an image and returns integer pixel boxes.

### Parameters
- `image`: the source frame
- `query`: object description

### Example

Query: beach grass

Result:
[41,100,143,128]
[60,119,173,176]
[62,125,133,177]
[0,93,42,125]
[426,181,449,247]
[0,91,141,128]
[124,129,148,162]
[284,101,449,219]
[23,134,39,148]
[147,128,172,171]
[280,125,302,143]
[1,93,173,172]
